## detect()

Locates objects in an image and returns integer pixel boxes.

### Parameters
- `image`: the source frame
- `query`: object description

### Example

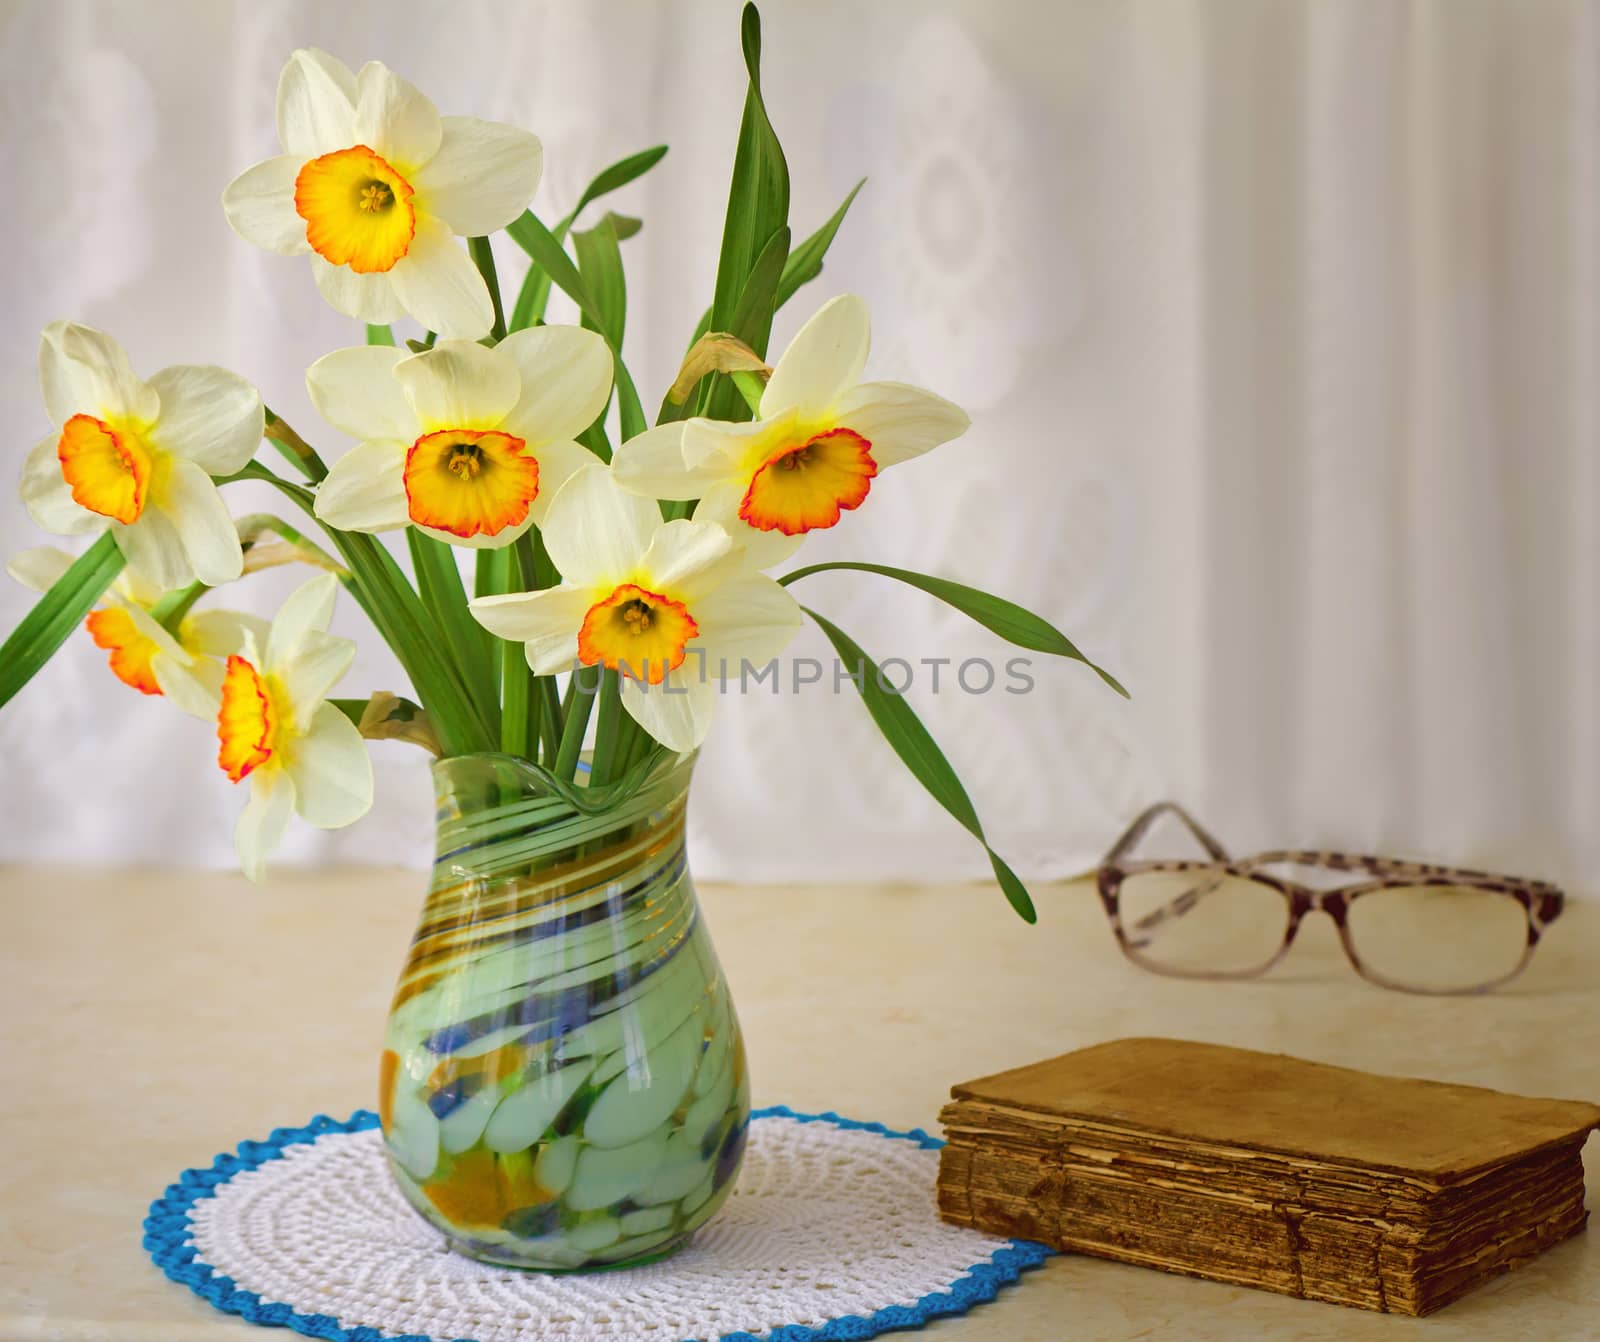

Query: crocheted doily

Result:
[144,1107,1052,1342]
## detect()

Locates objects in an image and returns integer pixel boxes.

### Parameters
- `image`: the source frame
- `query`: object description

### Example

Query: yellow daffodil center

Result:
[577,583,698,685]
[403,428,539,540]
[294,145,417,274]
[217,655,277,783]
[57,413,153,525]
[739,426,877,535]
[84,607,162,695]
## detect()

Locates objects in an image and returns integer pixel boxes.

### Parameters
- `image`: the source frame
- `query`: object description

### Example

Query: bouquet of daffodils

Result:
[1,7,1120,918]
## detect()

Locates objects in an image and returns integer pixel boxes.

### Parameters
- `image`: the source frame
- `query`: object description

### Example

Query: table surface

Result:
[2,867,1596,1342]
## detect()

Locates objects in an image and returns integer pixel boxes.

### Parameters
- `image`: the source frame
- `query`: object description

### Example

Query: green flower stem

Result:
[523,529,564,766]
[234,512,348,577]
[589,670,624,785]
[468,236,508,342]
[537,677,563,766]
[730,369,765,415]
[263,408,328,483]
[409,530,500,740]
[554,664,600,781]
[499,536,534,757]
[150,581,207,636]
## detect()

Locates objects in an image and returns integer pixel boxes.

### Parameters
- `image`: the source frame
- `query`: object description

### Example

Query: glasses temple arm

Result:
[1105,801,1231,866]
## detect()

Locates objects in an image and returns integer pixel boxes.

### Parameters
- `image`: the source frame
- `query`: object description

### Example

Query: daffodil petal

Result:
[289,702,374,828]
[155,459,244,585]
[147,365,265,475]
[762,294,871,419]
[236,767,296,883]
[352,60,441,170]
[279,629,357,729]
[612,422,727,500]
[689,574,803,668]
[525,439,597,527]
[20,435,100,536]
[265,571,340,669]
[182,609,270,658]
[496,326,613,444]
[638,519,741,603]
[620,671,714,752]
[119,599,189,661]
[386,217,493,340]
[681,411,789,472]
[221,154,311,255]
[539,463,657,587]
[6,544,76,592]
[395,339,519,432]
[39,321,158,428]
[833,380,970,468]
[470,587,591,675]
[415,514,534,551]
[114,506,193,590]
[314,438,411,533]
[413,115,543,238]
[152,652,226,719]
[311,255,408,324]
[306,345,415,442]
[277,47,358,159]
[692,479,803,572]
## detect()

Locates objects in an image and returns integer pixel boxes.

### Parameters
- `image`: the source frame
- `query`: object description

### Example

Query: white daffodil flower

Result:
[469,465,802,751]
[308,330,611,549]
[613,294,971,568]
[7,545,264,716]
[222,49,543,339]
[214,572,373,880]
[19,323,263,590]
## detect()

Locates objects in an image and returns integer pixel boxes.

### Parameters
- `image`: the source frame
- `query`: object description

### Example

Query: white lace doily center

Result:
[187,1116,1013,1341]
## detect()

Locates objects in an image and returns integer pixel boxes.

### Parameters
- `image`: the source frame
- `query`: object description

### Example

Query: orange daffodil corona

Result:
[222,49,542,339]
[21,323,264,589]
[212,573,374,880]
[469,466,803,752]
[7,546,264,713]
[613,295,971,569]
[308,329,612,548]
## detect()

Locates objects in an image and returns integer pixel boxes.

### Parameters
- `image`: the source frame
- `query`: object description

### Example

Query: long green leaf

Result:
[782,561,1128,697]
[508,146,668,332]
[778,178,864,309]
[710,4,790,333]
[665,179,864,422]
[660,226,791,427]
[0,532,125,710]
[573,214,627,349]
[507,211,605,329]
[508,210,644,442]
[803,606,1037,922]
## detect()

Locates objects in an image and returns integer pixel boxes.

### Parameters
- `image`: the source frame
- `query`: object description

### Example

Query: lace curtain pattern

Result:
[2,0,1594,889]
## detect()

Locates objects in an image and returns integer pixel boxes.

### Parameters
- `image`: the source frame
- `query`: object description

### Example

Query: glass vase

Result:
[377,750,749,1271]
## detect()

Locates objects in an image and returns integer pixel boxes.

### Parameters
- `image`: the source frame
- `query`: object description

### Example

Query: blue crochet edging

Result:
[143,1104,1055,1342]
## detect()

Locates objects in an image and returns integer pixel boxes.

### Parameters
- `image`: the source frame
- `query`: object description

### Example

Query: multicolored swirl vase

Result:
[378,751,749,1270]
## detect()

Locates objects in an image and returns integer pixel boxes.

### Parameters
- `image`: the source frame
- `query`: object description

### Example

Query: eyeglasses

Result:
[1096,802,1565,995]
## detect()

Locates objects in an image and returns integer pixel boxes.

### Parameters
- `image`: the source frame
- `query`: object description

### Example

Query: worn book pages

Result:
[938,1038,1600,1315]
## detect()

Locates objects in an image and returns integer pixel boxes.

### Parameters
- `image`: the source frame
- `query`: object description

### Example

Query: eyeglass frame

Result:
[1096,801,1566,995]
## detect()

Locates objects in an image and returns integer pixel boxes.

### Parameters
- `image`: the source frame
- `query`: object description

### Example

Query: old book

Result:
[937,1038,1600,1315]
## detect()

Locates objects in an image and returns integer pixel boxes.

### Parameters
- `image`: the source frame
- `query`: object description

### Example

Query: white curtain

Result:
[2,0,1596,892]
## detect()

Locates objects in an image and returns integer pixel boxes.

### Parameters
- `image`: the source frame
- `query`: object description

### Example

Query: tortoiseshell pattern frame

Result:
[1096,802,1566,995]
